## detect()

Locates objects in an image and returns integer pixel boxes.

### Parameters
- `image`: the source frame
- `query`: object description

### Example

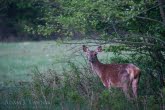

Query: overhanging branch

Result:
[136,16,165,26]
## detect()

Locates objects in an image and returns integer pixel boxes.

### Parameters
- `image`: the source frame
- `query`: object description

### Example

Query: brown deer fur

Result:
[83,45,141,98]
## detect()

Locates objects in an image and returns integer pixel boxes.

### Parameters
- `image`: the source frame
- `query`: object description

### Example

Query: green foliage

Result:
[1,0,165,44]
[57,0,145,33]
[104,45,128,55]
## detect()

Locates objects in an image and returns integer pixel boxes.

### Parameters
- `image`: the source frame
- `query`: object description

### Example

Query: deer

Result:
[82,45,141,99]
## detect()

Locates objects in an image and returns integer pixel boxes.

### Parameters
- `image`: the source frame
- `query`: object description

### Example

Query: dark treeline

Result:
[0,0,62,41]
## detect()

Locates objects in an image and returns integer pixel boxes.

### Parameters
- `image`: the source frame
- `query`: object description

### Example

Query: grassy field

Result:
[0,41,113,82]
[0,41,71,82]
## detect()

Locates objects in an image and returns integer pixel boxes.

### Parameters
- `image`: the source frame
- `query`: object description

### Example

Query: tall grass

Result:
[0,61,128,110]
[1,58,164,110]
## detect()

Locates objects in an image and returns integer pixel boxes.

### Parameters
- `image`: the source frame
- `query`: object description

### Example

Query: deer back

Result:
[93,63,140,88]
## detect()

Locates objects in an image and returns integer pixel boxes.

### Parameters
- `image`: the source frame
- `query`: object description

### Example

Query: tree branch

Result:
[136,16,165,26]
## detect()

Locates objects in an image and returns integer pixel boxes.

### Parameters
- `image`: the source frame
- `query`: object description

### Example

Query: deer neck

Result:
[90,58,103,78]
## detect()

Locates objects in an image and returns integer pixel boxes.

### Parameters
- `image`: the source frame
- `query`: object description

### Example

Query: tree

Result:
[56,0,165,87]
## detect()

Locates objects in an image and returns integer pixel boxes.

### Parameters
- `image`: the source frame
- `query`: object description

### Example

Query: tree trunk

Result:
[151,51,165,87]
[158,0,165,25]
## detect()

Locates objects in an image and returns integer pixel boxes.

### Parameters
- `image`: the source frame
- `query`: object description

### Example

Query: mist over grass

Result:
[0,41,70,81]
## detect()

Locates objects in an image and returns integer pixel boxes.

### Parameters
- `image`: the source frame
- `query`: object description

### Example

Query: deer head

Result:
[82,45,102,63]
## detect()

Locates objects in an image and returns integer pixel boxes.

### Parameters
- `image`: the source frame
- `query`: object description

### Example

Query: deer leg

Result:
[132,78,139,98]
[121,73,132,99]
[122,84,131,99]
[101,78,111,88]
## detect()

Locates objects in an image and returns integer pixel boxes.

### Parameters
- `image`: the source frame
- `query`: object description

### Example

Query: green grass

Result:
[0,41,71,82]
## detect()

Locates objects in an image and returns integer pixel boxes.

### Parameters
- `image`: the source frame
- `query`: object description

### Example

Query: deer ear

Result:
[96,46,102,52]
[82,45,88,52]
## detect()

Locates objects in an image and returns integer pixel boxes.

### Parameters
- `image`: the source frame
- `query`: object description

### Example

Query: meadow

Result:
[0,41,74,82]
[0,41,164,110]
